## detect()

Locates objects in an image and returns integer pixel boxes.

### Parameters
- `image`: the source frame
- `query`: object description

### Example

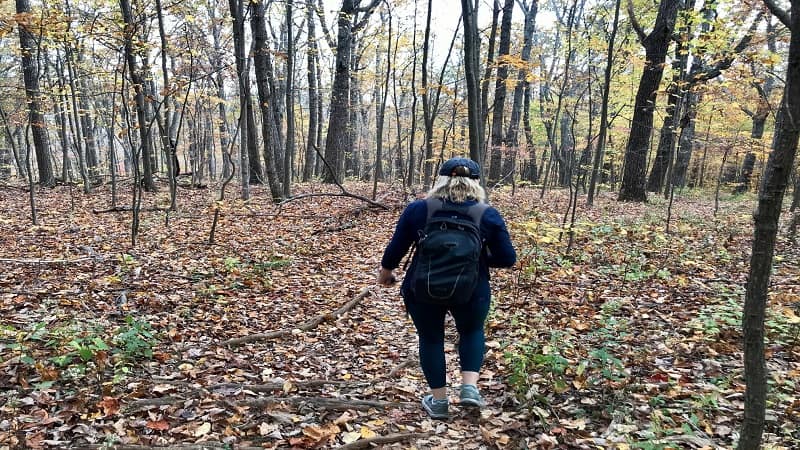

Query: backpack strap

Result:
[424,197,444,223]
[424,197,489,228]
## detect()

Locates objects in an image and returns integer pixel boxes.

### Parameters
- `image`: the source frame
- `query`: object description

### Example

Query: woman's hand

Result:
[377,267,397,286]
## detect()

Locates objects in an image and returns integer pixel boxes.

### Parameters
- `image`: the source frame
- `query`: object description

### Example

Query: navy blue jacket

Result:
[381,198,516,303]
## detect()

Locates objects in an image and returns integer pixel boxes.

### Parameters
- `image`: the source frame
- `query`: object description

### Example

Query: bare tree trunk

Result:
[461,0,485,166]
[120,0,156,192]
[738,18,777,195]
[373,8,392,198]
[488,0,514,184]
[228,0,249,200]
[618,0,680,202]
[16,0,55,187]
[739,1,800,447]
[503,0,537,184]
[303,0,319,181]
[0,105,21,180]
[587,0,620,205]
[322,0,380,184]
[250,0,284,200]
[284,0,295,196]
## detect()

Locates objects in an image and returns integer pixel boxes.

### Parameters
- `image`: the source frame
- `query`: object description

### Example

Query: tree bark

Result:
[323,0,380,183]
[618,0,681,202]
[120,0,155,192]
[739,1,800,447]
[16,0,55,187]
[737,17,777,194]
[303,0,319,182]
[250,0,285,201]
[284,0,295,197]
[461,0,485,166]
[487,0,514,184]
[587,0,621,205]
[503,0,538,184]
[228,0,249,200]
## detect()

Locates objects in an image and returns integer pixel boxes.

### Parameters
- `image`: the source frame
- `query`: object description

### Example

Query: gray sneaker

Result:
[459,384,485,408]
[422,394,449,419]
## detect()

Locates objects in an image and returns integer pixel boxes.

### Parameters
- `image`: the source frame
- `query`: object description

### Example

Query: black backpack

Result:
[411,198,489,305]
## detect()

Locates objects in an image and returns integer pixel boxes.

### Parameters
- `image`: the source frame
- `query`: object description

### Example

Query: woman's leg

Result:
[449,298,490,381]
[405,301,449,399]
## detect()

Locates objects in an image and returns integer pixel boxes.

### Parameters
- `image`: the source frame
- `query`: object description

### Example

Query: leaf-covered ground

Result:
[1,182,798,449]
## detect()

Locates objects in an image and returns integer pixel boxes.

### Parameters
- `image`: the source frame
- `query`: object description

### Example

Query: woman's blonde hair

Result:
[426,175,486,203]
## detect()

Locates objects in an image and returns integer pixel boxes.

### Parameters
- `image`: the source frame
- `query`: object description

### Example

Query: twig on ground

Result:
[74,445,229,450]
[236,395,414,411]
[0,257,91,264]
[336,432,434,450]
[221,287,371,347]
[386,357,417,379]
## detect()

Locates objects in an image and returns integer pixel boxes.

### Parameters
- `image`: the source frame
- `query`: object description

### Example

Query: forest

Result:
[0,0,799,448]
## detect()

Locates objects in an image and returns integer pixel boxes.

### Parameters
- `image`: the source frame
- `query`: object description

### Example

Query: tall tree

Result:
[303,0,320,181]
[228,0,250,199]
[646,0,696,193]
[740,0,800,447]
[587,0,621,206]
[502,0,538,184]
[120,0,156,192]
[250,0,284,200]
[487,0,514,184]
[461,0,485,165]
[322,0,381,183]
[284,0,294,197]
[16,0,55,187]
[737,16,778,194]
[617,0,681,202]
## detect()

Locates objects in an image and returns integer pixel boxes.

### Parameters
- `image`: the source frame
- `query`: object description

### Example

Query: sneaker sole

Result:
[422,399,449,419]
[459,398,484,408]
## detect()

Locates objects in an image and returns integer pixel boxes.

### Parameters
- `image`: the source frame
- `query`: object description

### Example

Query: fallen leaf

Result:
[194,421,211,437]
[341,431,361,444]
[146,420,169,431]
[97,396,120,416]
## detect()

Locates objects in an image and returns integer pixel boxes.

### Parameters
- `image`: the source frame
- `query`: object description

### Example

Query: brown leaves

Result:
[1,185,798,448]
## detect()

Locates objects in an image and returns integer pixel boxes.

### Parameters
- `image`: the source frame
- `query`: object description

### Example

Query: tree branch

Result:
[220,287,371,346]
[337,432,434,450]
[627,0,647,43]
[688,12,764,85]
[762,0,791,29]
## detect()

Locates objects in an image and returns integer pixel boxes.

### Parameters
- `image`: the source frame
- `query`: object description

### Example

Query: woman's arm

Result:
[483,208,516,268]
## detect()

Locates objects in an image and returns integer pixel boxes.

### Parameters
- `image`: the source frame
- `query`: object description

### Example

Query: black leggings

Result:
[405,298,490,389]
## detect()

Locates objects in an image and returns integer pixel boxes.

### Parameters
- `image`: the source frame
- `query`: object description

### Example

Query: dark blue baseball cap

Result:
[438,157,481,179]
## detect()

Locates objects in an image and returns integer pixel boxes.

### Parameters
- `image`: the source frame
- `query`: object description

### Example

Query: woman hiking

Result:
[378,157,516,419]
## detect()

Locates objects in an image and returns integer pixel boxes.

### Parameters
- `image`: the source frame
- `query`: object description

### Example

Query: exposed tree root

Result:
[336,432,434,450]
[221,287,371,347]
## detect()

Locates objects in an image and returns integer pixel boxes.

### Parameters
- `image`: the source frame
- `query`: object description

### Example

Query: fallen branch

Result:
[337,432,433,450]
[386,357,417,379]
[0,257,91,264]
[122,396,182,414]
[211,379,370,393]
[279,191,389,210]
[93,206,170,214]
[312,221,356,235]
[236,395,414,411]
[221,287,371,347]
[75,444,229,450]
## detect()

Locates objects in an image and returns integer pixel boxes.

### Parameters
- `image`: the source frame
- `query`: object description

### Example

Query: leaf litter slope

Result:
[0,183,798,449]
